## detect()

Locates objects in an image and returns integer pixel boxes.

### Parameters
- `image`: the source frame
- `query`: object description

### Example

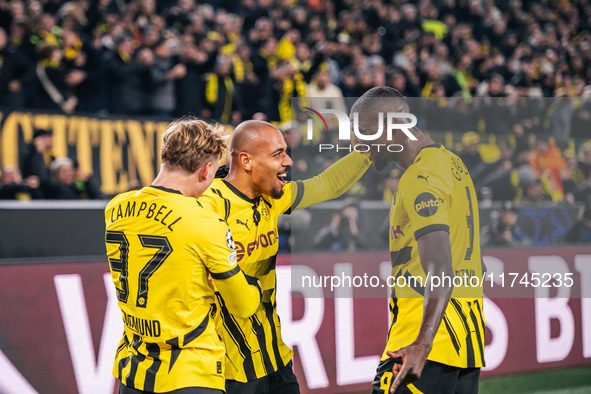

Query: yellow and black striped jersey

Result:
[105,185,252,392]
[385,144,485,369]
[199,151,371,382]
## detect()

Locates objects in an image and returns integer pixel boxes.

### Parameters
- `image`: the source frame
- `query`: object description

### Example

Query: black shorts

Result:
[372,358,480,394]
[225,361,299,394]
[119,384,223,394]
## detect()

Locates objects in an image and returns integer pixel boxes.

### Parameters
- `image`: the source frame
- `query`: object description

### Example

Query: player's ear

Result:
[199,161,213,182]
[238,152,252,171]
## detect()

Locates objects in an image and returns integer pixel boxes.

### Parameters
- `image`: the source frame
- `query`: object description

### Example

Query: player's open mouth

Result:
[276,173,287,186]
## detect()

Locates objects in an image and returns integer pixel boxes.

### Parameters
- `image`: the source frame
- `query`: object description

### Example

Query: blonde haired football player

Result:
[105,118,262,394]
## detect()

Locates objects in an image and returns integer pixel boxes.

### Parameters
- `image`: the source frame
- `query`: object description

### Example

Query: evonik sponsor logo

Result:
[234,230,279,262]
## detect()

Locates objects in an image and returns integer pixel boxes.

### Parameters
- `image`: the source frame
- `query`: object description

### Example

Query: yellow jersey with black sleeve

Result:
[199,151,371,382]
[384,144,485,369]
[105,185,260,392]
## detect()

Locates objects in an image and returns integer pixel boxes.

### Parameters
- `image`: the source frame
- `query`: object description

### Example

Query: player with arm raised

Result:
[350,88,485,394]
[105,118,262,394]
[198,119,371,393]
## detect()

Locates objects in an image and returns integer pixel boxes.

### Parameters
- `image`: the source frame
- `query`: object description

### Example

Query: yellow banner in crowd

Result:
[0,110,169,195]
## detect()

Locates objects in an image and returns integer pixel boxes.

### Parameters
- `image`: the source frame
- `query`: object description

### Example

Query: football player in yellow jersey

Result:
[105,119,263,394]
[350,88,485,394]
[198,119,371,393]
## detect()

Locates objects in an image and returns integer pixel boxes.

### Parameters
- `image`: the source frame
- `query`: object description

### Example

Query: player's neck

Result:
[152,170,206,199]
[398,133,435,169]
[224,170,261,200]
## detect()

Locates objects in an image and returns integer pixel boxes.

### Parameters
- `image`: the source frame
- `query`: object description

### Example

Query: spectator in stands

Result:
[104,33,151,115]
[61,27,107,113]
[313,201,368,252]
[529,134,567,199]
[570,99,591,151]
[482,203,530,247]
[44,157,80,199]
[30,13,60,47]
[42,156,102,199]
[510,123,531,160]
[389,69,420,97]
[486,74,507,98]
[419,58,440,98]
[480,75,513,135]
[174,34,218,117]
[566,197,591,244]
[204,55,243,124]
[0,26,32,108]
[21,128,53,185]
[475,157,517,202]
[33,41,78,113]
[577,142,591,180]
[546,94,576,150]
[459,131,484,173]
[307,69,347,114]
[233,44,265,119]
[0,165,42,200]
[72,160,104,199]
[562,145,591,202]
[521,178,553,203]
[149,37,186,118]
[449,52,476,98]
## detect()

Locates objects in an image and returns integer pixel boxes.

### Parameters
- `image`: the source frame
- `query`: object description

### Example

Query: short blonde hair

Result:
[161,118,228,173]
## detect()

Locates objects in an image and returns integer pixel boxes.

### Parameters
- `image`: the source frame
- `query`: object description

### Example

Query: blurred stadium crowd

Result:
[0,0,590,240]
[0,0,589,119]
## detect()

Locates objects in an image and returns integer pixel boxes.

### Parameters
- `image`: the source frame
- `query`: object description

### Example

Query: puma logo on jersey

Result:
[236,219,250,231]
[417,175,429,183]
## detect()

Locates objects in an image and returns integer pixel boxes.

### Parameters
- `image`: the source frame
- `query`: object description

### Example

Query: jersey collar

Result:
[411,143,442,166]
[146,185,183,195]
[222,179,261,205]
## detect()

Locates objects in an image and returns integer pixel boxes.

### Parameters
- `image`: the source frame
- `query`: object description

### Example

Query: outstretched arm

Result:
[291,151,371,211]
[387,230,453,393]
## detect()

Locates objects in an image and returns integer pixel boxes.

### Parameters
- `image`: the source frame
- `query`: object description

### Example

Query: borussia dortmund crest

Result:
[260,203,269,221]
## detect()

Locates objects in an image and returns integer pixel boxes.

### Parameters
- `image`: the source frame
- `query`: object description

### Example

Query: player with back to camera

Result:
[105,118,262,394]
[198,119,372,393]
[350,87,485,394]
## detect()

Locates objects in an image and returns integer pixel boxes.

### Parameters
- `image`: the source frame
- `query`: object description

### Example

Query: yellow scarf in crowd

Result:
[206,73,235,124]
[232,57,253,84]
[64,38,83,61]
[38,58,61,68]
[278,73,307,124]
